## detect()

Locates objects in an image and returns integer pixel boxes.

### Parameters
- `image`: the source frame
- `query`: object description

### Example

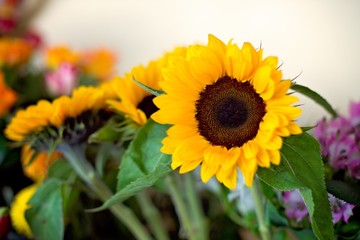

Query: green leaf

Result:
[325,180,360,206]
[117,119,170,190]
[257,133,334,240]
[133,75,165,96]
[291,83,338,118]
[91,163,171,212]
[26,179,64,240]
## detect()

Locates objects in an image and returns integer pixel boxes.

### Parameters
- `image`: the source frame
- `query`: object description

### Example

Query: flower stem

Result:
[166,174,194,239]
[251,178,271,240]
[136,192,170,240]
[184,173,208,240]
[58,143,151,240]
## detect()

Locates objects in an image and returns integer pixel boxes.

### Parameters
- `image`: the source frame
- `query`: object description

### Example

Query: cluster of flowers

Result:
[45,46,116,96]
[281,102,360,226]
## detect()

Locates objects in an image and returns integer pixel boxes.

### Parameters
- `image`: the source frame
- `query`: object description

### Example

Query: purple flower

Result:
[328,194,355,224]
[45,63,78,96]
[282,190,309,222]
[282,190,356,224]
[327,134,357,170]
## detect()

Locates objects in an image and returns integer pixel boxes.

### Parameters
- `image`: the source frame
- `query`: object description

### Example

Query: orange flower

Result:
[45,45,79,69]
[80,48,116,81]
[0,72,17,116]
[21,145,61,182]
[0,38,32,66]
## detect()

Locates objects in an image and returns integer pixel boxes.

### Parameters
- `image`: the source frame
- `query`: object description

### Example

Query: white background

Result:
[32,0,360,125]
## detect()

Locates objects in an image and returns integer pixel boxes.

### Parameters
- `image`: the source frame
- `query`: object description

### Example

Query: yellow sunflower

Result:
[10,184,37,238]
[151,35,302,189]
[108,47,186,125]
[4,86,115,143]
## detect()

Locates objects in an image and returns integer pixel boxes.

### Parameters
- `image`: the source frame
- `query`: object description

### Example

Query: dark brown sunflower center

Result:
[195,75,266,149]
[137,95,158,118]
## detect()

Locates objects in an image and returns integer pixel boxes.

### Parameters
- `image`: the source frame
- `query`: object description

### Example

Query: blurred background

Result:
[28,0,360,124]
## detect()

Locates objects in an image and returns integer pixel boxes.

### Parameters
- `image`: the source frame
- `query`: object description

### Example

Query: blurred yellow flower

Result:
[21,145,61,182]
[152,35,302,189]
[0,72,17,116]
[10,184,37,239]
[108,47,186,125]
[0,38,32,66]
[45,45,79,69]
[5,86,115,142]
[80,48,116,81]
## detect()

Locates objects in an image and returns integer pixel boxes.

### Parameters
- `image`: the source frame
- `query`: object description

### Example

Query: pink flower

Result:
[45,63,78,96]
[328,194,355,224]
[282,190,309,222]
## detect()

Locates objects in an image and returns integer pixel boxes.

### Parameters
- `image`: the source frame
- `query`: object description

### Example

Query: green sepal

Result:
[133,75,165,96]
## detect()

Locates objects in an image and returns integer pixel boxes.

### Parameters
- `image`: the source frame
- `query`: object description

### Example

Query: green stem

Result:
[251,178,271,240]
[184,174,208,240]
[58,143,151,240]
[165,174,194,240]
[136,192,170,240]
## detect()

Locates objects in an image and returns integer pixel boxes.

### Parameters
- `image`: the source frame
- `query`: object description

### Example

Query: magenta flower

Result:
[328,194,355,224]
[282,190,308,222]
[45,63,78,96]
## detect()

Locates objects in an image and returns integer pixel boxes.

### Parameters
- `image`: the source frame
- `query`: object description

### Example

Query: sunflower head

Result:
[4,86,116,148]
[108,46,187,126]
[152,34,302,189]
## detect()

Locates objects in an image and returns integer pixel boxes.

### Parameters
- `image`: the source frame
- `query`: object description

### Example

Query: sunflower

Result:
[10,184,37,238]
[108,47,186,125]
[4,86,115,145]
[151,35,302,189]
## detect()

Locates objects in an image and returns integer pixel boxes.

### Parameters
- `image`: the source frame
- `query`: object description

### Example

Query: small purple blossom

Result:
[349,101,360,127]
[282,190,308,222]
[328,194,355,224]
[282,190,355,224]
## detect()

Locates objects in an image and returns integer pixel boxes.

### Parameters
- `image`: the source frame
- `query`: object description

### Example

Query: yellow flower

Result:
[21,145,61,182]
[152,35,302,189]
[45,45,79,69]
[80,48,116,81]
[4,86,115,143]
[10,184,37,238]
[0,38,32,66]
[108,47,186,125]
[0,72,17,116]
